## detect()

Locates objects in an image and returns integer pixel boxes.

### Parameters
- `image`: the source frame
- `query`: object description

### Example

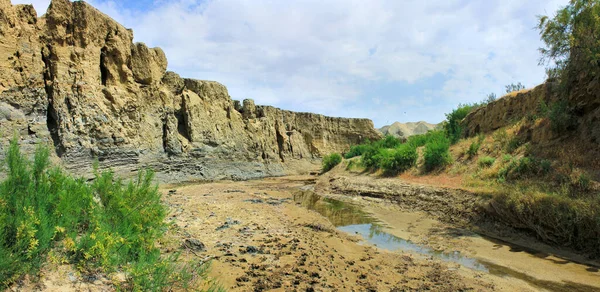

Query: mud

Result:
[158,176,539,291]
[15,174,600,291]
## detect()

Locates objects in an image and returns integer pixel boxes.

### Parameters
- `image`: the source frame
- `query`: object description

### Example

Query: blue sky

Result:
[14,0,568,127]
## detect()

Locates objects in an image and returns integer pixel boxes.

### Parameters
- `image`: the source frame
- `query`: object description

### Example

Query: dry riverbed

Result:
[16,174,600,291]
[161,175,549,291]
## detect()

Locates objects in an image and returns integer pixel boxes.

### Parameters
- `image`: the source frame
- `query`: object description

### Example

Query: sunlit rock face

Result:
[0,0,381,182]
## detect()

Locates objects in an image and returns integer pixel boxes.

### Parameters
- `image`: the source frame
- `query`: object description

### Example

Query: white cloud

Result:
[11,0,569,126]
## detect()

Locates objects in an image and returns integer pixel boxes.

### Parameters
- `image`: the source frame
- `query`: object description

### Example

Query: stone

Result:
[0,0,382,183]
[183,238,206,252]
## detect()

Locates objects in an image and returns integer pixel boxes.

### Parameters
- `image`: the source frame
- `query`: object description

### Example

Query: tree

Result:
[485,93,497,104]
[505,82,525,93]
[538,0,600,89]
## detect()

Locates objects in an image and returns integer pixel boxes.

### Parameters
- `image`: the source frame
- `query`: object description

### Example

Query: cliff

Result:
[0,0,381,182]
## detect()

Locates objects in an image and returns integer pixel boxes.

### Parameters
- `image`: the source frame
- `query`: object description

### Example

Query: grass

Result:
[345,119,600,256]
[0,138,220,290]
[490,187,600,255]
[322,153,342,173]
[478,156,495,168]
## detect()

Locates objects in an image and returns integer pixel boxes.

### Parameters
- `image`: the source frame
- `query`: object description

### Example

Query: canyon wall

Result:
[462,79,600,146]
[0,0,381,182]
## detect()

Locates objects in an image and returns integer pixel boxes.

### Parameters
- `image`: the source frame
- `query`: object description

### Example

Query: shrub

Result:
[423,136,451,172]
[505,137,522,153]
[478,156,496,168]
[444,104,477,144]
[484,93,497,104]
[548,100,576,133]
[406,130,446,148]
[361,144,381,169]
[538,0,600,90]
[379,135,402,149]
[0,138,213,290]
[540,159,552,174]
[322,153,342,173]
[467,142,478,157]
[379,144,418,175]
[490,191,600,255]
[493,128,509,150]
[505,82,525,93]
[497,156,551,181]
[577,173,591,191]
[344,144,370,159]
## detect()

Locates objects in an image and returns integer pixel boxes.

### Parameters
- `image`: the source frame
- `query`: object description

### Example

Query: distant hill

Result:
[378,121,439,138]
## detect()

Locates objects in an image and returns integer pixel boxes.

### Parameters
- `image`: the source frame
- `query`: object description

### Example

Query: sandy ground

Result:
[161,175,536,291]
[12,174,599,291]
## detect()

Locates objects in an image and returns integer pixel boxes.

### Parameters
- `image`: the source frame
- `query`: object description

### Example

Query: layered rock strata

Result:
[0,0,381,181]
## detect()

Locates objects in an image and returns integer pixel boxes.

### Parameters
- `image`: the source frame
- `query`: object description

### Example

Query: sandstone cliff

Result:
[0,0,381,182]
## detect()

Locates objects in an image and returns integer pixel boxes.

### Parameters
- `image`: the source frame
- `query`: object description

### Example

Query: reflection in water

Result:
[293,190,600,292]
[293,190,488,272]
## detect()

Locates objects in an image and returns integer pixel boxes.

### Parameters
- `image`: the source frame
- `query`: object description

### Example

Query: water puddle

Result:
[293,190,488,272]
[293,189,600,292]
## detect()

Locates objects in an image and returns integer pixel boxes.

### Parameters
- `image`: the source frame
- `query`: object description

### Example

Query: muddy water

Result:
[293,189,600,292]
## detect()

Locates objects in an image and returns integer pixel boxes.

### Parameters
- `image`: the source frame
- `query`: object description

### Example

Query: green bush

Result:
[444,104,477,144]
[538,0,600,90]
[505,137,522,153]
[423,136,451,172]
[548,100,576,133]
[478,156,496,168]
[322,153,342,173]
[361,144,381,169]
[379,135,402,148]
[378,144,418,175]
[406,130,446,148]
[505,82,525,93]
[540,159,552,174]
[344,144,370,159]
[576,172,591,191]
[497,156,551,181]
[467,141,480,158]
[0,138,213,290]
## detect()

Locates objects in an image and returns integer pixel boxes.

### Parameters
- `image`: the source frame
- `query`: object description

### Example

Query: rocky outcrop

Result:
[461,83,556,137]
[0,0,381,182]
[378,121,438,138]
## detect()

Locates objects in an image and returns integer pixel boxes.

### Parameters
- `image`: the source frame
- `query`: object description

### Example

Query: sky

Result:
[13,0,568,128]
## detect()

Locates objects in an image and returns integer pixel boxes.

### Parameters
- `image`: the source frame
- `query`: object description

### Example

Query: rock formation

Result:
[0,0,381,182]
[378,121,438,138]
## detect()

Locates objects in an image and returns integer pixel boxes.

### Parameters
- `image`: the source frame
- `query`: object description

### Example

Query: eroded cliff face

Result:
[462,79,600,141]
[0,0,381,181]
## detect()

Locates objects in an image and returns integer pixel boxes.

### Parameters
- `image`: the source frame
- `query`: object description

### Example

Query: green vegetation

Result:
[505,136,523,153]
[322,153,343,173]
[423,135,451,171]
[337,0,600,257]
[548,100,576,133]
[466,136,484,158]
[491,189,600,255]
[443,103,477,144]
[478,156,495,168]
[505,82,525,93]
[344,143,370,159]
[0,138,216,290]
[377,144,418,175]
[484,93,497,104]
[538,0,600,88]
